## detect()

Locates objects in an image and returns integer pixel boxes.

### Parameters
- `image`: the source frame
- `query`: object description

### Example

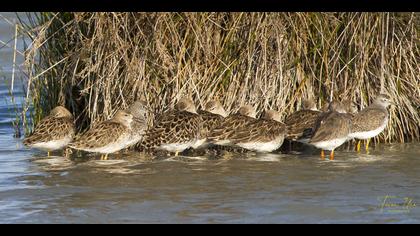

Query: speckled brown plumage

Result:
[284,109,321,141]
[231,113,287,144]
[348,94,392,152]
[348,94,392,139]
[197,110,225,138]
[350,108,388,133]
[308,101,352,160]
[136,110,202,151]
[23,116,74,145]
[69,110,133,154]
[135,98,202,153]
[207,106,257,145]
[186,99,229,151]
[23,106,75,151]
[126,100,149,147]
[71,121,129,149]
[310,111,351,144]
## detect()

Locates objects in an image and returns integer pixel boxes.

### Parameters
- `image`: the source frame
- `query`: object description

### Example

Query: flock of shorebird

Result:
[23,94,392,161]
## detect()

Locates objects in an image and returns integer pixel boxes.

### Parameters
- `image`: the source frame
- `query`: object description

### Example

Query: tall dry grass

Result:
[20,12,419,143]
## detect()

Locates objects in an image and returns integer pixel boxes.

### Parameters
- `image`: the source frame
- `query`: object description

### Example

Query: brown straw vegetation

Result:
[20,12,419,143]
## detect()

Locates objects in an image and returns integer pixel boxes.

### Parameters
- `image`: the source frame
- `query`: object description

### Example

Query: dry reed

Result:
[19,12,420,143]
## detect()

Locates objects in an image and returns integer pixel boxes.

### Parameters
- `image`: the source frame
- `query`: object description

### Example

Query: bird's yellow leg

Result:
[104,154,108,160]
[175,151,179,157]
[356,140,361,152]
[365,139,370,152]
[47,151,50,157]
[330,150,335,161]
[320,150,325,160]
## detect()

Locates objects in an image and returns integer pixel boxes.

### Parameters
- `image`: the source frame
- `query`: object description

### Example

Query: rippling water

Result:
[1,140,420,223]
[1,13,420,224]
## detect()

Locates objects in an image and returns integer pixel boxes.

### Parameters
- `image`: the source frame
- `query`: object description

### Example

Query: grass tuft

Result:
[19,12,420,143]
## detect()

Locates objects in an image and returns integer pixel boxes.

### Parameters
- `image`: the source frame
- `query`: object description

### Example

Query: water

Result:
[1,13,420,224]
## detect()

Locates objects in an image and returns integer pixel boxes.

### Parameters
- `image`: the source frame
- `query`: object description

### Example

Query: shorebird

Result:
[309,101,352,160]
[23,106,75,156]
[207,105,257,147]
[125,100,149,148]
[340,99,358,116]
[284,98,322,143]
[229,110,287,152]
[348,94,392,152]
[302,99,318,111]
[136,97,202,156]
[193,100,228,149]
[69,110,134,160]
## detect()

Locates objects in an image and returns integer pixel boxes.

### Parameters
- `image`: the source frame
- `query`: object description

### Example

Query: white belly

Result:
[310,137,348,151]
[157,140,195,153]
[211,139,233,146]
[237,140,283,153]
[124,132,145,148]
[191,138,208,149]
[31,136,73,151]
[349,121,387,140]
[76,136,131,154]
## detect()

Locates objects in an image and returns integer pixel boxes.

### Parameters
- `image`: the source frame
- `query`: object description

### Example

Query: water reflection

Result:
[31,156,75,171]
[1,134,420,223]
